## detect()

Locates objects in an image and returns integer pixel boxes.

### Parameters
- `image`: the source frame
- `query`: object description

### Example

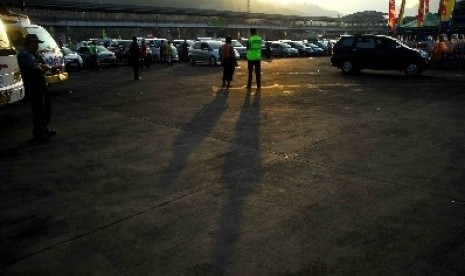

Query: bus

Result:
[0,18,24,107]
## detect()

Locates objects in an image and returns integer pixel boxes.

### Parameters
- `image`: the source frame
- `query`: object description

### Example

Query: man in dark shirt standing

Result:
[17,34,55,143]
[129,36,141,80]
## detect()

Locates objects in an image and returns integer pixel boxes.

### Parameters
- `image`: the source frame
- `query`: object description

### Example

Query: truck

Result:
[2,10,68,85]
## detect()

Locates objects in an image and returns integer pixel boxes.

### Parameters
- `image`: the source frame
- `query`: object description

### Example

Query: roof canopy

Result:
[399,13,440,29]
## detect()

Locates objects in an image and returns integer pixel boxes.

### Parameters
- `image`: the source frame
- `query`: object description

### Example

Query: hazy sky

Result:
[272,0,442,15]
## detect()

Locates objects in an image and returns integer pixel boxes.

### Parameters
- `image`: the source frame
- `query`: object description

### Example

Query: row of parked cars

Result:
[61,44,118,70]
[61,37,186,70]
[186,38,334,67]
[266,40,333,57]
[61,37,334,70]
[61,34,431,76]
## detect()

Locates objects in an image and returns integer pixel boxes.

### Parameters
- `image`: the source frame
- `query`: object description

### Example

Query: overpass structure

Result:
[2,0,386,41]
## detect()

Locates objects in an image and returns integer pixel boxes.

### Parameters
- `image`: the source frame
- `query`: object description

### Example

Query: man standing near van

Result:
[17,34,55,143]
[246,28,262,89]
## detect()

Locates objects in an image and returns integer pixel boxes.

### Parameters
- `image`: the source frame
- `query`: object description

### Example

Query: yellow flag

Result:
[440,0,456,21]
[398,0,406,26]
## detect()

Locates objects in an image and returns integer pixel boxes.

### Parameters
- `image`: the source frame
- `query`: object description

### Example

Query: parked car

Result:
[305,42,326,56]
[270,41,299,57]
[146,38,179,63]
[261,41,272,58]
[188,40,239,66]
[330,34,430,75]
[287,41,313,56]
[62,46,83,71]
[172,39,194,53]
[173,39,194,61]
[76,45,118,68]
[110,39,131,63]
[221,39,247,59]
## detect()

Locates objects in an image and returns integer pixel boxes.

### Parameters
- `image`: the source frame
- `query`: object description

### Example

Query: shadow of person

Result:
[212,88,262,274]
[0,138,49,159]
[158,89,229,187]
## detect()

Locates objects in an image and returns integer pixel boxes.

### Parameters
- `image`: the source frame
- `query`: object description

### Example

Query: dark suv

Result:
[331,34,430,75]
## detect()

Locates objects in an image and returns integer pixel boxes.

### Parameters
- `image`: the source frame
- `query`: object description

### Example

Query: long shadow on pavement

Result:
[212,88,262,274]
[158,88,229,187]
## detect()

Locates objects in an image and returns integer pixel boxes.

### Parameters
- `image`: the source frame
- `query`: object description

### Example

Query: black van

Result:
[331,34,430,75]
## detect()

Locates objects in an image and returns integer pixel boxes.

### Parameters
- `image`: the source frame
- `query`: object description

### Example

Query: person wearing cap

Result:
[246,28,262,89]
[17,34,56,143]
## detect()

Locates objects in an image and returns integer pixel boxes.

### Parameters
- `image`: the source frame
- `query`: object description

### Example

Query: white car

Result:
[62,46,83,70]
[188,40,239,66]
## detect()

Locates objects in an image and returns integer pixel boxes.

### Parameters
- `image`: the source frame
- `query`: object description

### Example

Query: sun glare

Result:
[277,0,290,5]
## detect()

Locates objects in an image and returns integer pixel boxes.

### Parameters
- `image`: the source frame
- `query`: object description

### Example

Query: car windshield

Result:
[119,41,131,48]
[292,41,305,47]
[97,46,109,52]
[208,41,224,49]
[24,26,58,50]
[0,24,12,49]
[62,47,74,55]
[231,40,244,47]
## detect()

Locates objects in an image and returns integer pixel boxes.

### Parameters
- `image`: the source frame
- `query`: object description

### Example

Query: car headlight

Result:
[419,50,429,59]
[13,69,22,84]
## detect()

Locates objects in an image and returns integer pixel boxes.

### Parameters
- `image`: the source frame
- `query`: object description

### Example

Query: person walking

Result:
[220,35,236,88]
[246,28,262,89]
[17,34,56,143]
[129,36,141,80]
[89,40,98,70]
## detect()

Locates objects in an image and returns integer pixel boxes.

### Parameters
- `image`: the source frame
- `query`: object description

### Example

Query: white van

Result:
[6,24,68,84]
[0,18,24,107]
[3,13,68,84]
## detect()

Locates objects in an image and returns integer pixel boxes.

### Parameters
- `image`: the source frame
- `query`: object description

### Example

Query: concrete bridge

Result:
[3,0,386,41]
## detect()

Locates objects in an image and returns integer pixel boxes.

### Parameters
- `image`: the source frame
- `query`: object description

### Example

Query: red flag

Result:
[389,0,396,31]
[418,0,425,27]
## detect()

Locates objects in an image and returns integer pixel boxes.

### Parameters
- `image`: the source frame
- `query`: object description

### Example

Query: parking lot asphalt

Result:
[1,57,465,275]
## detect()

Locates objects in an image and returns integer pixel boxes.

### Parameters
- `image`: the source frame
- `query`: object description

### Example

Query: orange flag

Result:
[389,0,396,31]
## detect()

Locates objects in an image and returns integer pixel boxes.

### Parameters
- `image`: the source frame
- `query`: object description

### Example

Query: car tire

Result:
[404,63,420,76]
[209,56,217,66]
[189,56,195,65]
[341,61,354,74]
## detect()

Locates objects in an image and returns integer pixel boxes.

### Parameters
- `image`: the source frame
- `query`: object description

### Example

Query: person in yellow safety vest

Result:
[89,40,98,70]
[246,28,262,89]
